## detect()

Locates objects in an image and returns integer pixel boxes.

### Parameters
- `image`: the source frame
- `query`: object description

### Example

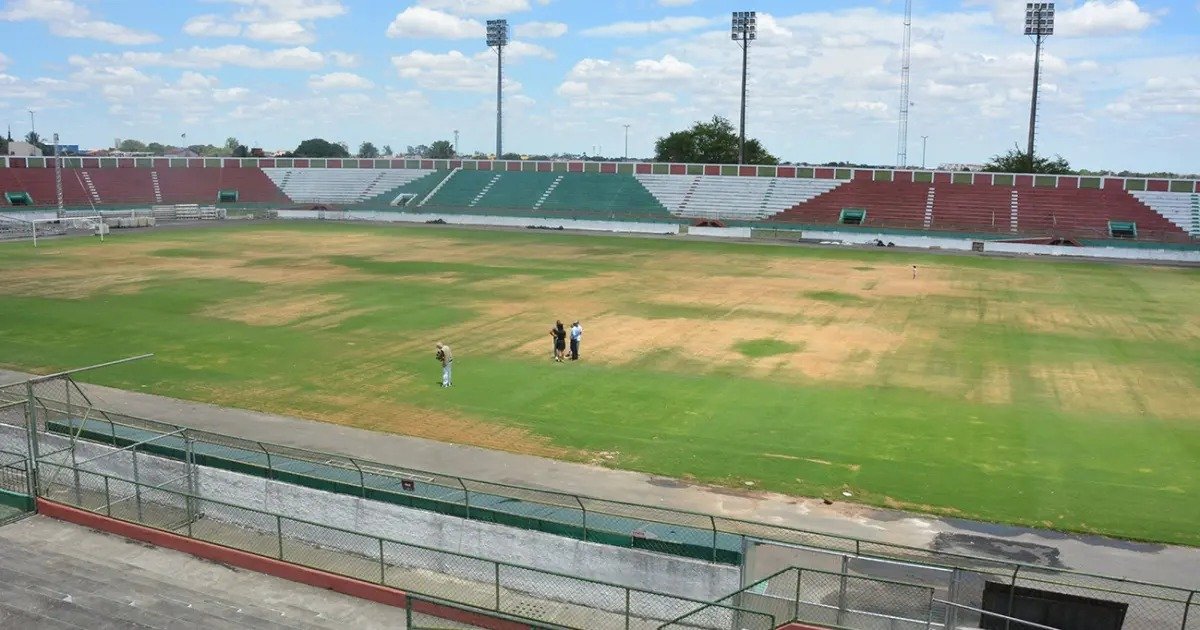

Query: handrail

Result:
[934,599,1062,630]
[25,354,154,384]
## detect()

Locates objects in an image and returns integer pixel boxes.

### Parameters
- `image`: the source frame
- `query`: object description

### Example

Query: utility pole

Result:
[921,135,929,169]
[453,130,459,156]
[28,109,35,139]
[623,124,630,160]
[731,11,756,165]
[486,20,508,159]
[53,133,63,216]
[896,0,913,167]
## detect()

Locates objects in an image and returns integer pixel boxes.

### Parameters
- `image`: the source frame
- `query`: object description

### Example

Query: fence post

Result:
[405,596,413,629]
[1005,565,1021,630]
[103,476,111,517]
[23,382,39,497]
[574,495,586,541]
[624,587,631,630]
[836,555,849,627]
[1181,590,1195,630]
[276,515,284,560]
[709,515,718,562]
[794,568,802,623]
[184,435,196,536]
[69,445,81,505]
[256,442,273,480]
[494,563,501,611]
[349,458,364,497]
[378,538,386,585]
[947,569,961,630]
[458,477,471,519]
[132,447,143,522]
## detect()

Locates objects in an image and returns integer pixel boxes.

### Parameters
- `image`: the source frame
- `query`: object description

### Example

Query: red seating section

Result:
[771,175,1189,240]
[0,168,92,207]
[155,167,289,205]
[0,167,289,207]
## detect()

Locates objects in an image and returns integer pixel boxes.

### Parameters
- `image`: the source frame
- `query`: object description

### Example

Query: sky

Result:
[0,0,1197,172]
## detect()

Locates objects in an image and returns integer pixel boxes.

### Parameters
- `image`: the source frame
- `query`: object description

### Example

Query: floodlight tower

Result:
[731,11,756,165]
[1024,2,1054,166]
[486,19,508,159]
[896,0,913,167]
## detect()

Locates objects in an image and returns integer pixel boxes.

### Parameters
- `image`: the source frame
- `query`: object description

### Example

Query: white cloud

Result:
[1056,0,1156,37]
[183,14,243,38]
[70,46,326,71]
[392,50,524,93]
[386,7,483,39]
[0,0,160,45]
[308,71,374,91]
[658,0,696,6]
[516,21,567,39]
[0,52,8,71]
[1106,76,1200,117]
[329,51,359,67]
[556,55,698,109]
[415,0,533,16]
[505,41,555,61]
[181,0,345,44]
[582,16,715,37]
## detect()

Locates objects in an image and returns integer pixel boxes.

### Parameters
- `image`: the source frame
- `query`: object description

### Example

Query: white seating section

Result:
[1131,191,1200,236]
[262,168,435,204]
[635,174,844,220]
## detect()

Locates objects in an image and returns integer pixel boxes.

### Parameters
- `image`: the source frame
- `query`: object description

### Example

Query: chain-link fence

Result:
[33,459,765,630]
[4,369,1199,630]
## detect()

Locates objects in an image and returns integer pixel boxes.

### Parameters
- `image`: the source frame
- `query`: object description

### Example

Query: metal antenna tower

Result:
[896,0,913,167]
[486,19,508,159]
[53,133,63,216]
[731,11,757,165]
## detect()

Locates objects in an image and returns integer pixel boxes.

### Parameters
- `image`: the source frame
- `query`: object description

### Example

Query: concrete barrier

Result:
[276,210,680,235]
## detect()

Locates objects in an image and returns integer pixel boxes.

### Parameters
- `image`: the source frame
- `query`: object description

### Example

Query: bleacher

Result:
[930,182,1016,232]
[1018,187,1185,239]
[539,172,667,216]
[262,168,434,205]
[1130,191,1200,237]
[771,178,930,228]
[0,168,93,208]
[636,174,843,220]
[418,170,674,219]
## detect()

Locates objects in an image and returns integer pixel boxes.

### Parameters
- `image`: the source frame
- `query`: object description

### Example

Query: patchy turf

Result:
[0,222,1198,545]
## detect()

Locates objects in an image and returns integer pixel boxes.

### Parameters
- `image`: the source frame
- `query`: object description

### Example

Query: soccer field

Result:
[1,223,1197,545]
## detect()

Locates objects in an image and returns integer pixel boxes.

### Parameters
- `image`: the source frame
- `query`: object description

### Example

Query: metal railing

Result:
[36,461,768,630]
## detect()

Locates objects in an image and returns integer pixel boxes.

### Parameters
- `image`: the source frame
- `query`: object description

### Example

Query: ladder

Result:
[923,186,936,229]
[150,171,163,204]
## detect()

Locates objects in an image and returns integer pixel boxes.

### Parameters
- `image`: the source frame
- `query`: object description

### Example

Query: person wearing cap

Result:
[435,342,453,388]
[569,321,583,361]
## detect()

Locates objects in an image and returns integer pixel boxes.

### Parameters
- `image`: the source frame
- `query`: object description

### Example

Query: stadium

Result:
[1,1,1199,630]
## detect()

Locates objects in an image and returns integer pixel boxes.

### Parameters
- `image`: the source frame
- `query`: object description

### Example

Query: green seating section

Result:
[357,171,442,207]
[541,173,667,215]
[422,170,670,219]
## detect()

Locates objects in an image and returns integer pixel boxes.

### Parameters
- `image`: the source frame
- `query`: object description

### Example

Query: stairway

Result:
[1009,189,1020,233]
[533,175,564,209]
[150,171,163,204]
[419,168,460,206]
[1191,195,1200,237]
[923,186,936,229]
[469,174,502,207]
[79,172,101,205]
[758,178,779,219]
[677,177,701,215]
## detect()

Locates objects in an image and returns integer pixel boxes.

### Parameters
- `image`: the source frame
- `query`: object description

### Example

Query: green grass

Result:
[0,222,1198,545]
[734,339,802,357]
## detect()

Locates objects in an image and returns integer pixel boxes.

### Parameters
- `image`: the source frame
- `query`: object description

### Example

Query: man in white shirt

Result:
[435,342,453,387]
[569,321,582,361]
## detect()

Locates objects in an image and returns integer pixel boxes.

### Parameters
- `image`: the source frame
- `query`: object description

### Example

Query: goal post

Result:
[26,216,106,248]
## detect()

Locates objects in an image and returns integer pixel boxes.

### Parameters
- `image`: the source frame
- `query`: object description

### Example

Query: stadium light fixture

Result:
[1024,2,1054,167]
[486,19,508,159]
[731,11,756,165]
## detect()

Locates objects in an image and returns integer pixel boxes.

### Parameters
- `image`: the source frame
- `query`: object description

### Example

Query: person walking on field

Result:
[569,321,582,361]
[435,342,453,388]
[550,321,567,362]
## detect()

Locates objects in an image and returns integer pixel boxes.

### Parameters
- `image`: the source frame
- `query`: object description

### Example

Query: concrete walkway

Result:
[3,368,1197,590]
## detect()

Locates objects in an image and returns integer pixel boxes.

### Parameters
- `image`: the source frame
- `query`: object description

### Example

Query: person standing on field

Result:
[550,321,567,362]
[436,342,453,388]
[569,321,582,361]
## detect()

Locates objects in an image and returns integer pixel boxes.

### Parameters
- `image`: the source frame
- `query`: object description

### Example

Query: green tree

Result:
[147,142,166,155]
[381,144,393,157]
[357,141,380,159]
[428,140,454,159]
[118,139,148,153]
[224,137,240,156]
[654,115,777,165]
[292,138,350,158]
[499,152,521,160]
[983,144,1072,174]
[232,144,249,158]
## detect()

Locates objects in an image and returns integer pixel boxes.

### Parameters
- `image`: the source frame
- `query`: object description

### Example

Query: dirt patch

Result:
[206,293,342,326]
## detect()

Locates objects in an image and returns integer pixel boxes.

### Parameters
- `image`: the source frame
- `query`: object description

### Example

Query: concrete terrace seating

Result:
[540,173,668,216]
[1017,187,1184,239]
[86,169,156,205]
[931,184,1015,232]
[771,179,930,228]
[422,171,672,218]
[156,168,289,205]
[1131,191,1200,237]
[635,174,842,220]
[262,168,434,205]
[0,168,93,208]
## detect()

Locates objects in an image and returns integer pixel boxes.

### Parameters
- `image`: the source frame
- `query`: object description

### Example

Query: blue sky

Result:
[1,0,1197,171]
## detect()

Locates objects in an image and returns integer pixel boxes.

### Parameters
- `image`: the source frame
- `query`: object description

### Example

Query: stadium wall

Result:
[3,154,1198,194]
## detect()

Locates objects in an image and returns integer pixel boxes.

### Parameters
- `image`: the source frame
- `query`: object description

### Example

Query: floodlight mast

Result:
[1025,2,1054,166]
[731,11,756,165]
[486,19,508,159]
[896,0,913,167]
